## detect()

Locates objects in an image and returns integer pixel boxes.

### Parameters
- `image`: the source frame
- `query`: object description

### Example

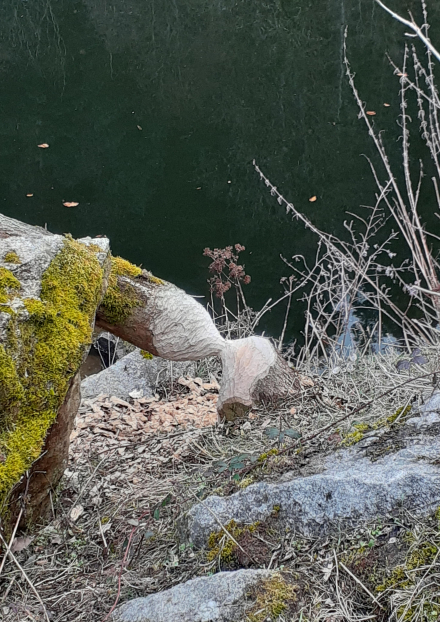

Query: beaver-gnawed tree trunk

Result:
[95,264,300,421]
[0,213,301,533]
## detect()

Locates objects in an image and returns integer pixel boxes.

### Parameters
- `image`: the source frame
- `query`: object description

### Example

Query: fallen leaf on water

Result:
[26,193,33,197]
[384,103,390,107]
[37,143,49,148]
[63,201,79,207]
[11,536,34,553]
[366,111,376,116]
[137,125,142,130]
[309,196,317,202]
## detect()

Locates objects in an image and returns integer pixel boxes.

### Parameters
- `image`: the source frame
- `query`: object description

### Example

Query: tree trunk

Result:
[96,270,301,420]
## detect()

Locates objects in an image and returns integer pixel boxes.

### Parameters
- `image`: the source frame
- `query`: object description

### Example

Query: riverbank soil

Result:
[1,348,440,621]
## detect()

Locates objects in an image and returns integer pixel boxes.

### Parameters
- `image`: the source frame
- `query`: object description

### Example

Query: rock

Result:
[93,331,137,366]
[0,213,110,529]
[110,569,271,622]
[80,349,196,400]
[186,404,440,547]
[406,390,440,428]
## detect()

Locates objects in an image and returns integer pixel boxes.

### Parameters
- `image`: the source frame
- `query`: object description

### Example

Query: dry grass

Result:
[0,345,440,621]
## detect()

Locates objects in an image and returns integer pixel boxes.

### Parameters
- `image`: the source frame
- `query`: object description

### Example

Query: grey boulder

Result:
[81,349,195,400]
[187,392,440,547]
[110,569,271,622]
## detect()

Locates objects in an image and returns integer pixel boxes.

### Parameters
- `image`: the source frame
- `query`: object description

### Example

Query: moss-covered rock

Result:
[0,223,109,524]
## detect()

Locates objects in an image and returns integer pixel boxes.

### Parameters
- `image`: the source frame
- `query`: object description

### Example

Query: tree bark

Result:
[96,270,301,420]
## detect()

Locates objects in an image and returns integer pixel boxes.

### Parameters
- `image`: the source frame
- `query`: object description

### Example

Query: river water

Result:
[1,0,439,340]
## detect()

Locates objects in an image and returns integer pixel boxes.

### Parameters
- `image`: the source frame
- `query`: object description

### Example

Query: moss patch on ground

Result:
[246,574,297,622]
[99,256,142,325]
[0,238,104,513]
[207,519,260,565]
[342,405,413,447]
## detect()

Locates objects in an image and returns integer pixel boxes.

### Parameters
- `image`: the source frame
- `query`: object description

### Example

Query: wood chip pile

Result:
[69,376,220,466]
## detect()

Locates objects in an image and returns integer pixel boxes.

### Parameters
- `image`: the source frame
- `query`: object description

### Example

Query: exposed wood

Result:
[96,273,301,420]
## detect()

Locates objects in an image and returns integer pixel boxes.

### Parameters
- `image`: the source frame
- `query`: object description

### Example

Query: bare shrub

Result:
[255,1,440,365]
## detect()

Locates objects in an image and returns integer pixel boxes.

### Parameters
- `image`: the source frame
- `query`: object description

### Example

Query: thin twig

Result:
[0,531,51,622]
[339,560,384,609]
[375,0,440,63]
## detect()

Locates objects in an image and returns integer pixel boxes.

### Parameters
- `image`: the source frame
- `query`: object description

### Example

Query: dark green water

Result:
[1,0,439,339]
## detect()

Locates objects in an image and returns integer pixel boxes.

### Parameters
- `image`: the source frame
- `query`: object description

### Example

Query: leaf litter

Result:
[1,349,440,621]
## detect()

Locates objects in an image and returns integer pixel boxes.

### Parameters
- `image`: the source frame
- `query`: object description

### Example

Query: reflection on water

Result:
[1,0,439,341]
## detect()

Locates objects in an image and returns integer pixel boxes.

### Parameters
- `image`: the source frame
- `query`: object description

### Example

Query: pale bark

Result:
[96,271,301,419]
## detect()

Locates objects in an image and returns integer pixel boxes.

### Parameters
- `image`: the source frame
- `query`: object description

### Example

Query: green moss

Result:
[147,274,164,285]
[258,448,279,462]
[343,406,413,447]
[247,574,296,622]
[237,475,254,489]
[3,251,21,265]
[374,404,412,429]
[141,350,154,360]
[207,519,259,564]
[99,256,142,325]
[342,423,370,447]
[375,537,440,619]
[0,346,24,423]
[0,238,104,514]
[0,267,20,304]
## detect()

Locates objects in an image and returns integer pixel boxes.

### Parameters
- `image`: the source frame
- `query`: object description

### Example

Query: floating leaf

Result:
[284,428,302,439]
[63,201,79,208]
[26,193,33,197]
[384,103,390,107]
[396,359,411,371]
[366,111,376,116]
[309,196,317,202]
[37,143,49,148]
[412,355,428,365]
